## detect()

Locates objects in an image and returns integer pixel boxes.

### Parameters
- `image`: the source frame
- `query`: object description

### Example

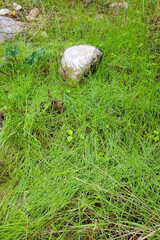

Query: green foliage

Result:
[5,46,19,59]
[24,48,45,67]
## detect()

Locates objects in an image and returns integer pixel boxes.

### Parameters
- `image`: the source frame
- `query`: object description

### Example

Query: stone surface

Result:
[0,16,25,43]
[60,44,102,83]
[13,3,22,11]
[0,9,10,16]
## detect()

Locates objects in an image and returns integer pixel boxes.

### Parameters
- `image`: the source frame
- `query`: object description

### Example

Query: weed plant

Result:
[0,0,160,239]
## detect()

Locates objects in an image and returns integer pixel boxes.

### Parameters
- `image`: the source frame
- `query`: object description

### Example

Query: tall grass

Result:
[0,0,160,239]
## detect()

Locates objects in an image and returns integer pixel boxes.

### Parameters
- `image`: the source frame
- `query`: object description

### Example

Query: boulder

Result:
[60,44,102,83]
[0,16,25,43]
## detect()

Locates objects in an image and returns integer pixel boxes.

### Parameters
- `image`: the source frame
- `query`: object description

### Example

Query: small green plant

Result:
[67,129,73,142]
[3,46,19,72]
[5,46,19,59]
[24,48,45,67]
[2,46,46,73]
[149,130,160,142]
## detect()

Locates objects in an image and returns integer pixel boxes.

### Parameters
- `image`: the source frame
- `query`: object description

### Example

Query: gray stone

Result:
[0,16,25,43]
[60,44,102,83]
[13,3,22,11]
[0,9,10,16]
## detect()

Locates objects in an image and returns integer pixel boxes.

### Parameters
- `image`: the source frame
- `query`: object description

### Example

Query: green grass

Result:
[0,0,160,239]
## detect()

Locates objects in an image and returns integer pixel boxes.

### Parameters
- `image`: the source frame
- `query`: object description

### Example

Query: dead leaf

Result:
[54,101,64,114]
[26,8,41,22]
[10,10,16,17]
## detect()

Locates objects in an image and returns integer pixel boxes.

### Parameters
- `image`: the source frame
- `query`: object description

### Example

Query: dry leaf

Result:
[10,10,16,17]
[109,1,128,9]
[54,101,64,113]
[13,3,22,11]
[26,8,41,21]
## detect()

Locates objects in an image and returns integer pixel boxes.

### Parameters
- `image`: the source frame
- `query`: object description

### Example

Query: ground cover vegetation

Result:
[0,0,160,239]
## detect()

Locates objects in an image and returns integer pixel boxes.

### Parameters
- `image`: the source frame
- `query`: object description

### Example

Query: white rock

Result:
[0,16,25,43]
[13,3,22,11]
[60,44,102,83]
[0,9,10,16]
